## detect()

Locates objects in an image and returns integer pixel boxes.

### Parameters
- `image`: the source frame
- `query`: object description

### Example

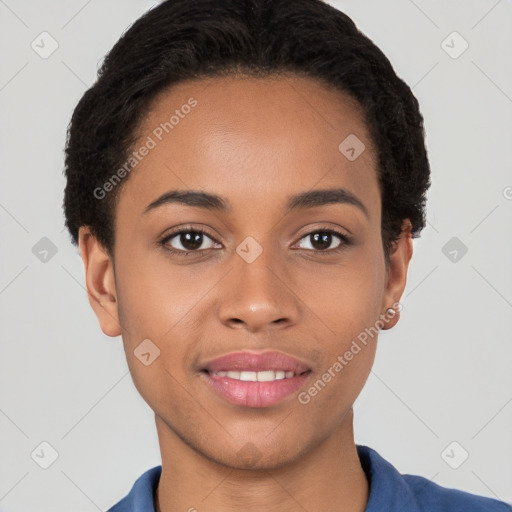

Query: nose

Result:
[218,249,300,333]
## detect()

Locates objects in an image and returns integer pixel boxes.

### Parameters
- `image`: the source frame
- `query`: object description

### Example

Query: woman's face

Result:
[82,74,411,469]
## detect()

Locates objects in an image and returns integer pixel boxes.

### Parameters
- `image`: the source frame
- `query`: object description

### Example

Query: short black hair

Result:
[63,0,431,263]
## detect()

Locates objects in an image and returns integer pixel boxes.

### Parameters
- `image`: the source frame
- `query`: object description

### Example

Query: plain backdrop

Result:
[0,0,511,510]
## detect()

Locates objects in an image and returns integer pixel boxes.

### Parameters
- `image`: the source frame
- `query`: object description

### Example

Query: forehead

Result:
[117,74,379,221]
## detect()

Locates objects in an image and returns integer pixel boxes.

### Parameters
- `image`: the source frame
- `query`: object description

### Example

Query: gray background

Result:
[1,0,511,510]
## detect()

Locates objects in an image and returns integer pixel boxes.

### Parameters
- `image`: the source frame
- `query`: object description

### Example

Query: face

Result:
[80,74,412,470]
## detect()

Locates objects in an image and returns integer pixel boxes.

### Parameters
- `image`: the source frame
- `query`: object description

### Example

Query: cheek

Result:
[113,248,220,399]
[298,240,385,396]
[300,346,376,416]
[300,247,386,338]
[114,246,210,341]
[114,269,198,420]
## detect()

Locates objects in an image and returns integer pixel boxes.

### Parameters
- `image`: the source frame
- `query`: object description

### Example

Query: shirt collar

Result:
[357,444,420,511]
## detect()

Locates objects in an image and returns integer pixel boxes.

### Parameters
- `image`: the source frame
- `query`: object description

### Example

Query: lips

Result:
[200,350,312,407]
[201,350,312,407]
[201,350,311,375]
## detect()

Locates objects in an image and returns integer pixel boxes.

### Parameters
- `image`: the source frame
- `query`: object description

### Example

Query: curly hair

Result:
[63,0,431,264]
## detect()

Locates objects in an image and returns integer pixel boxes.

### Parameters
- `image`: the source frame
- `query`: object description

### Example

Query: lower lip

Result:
[202,371,311,408]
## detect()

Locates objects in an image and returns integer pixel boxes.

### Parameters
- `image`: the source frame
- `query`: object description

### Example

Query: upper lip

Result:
[201,350,312,374]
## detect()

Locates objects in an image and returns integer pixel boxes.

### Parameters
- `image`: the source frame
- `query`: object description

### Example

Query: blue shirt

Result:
[106,444,511,511]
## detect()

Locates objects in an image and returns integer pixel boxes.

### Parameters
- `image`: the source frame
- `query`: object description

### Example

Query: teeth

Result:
[214,370,297,381]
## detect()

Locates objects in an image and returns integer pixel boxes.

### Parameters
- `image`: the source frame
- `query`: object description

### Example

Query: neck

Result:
[154,409,369,512]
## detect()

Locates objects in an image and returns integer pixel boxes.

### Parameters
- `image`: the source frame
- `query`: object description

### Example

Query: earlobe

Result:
[380,219,413,331]
[78,226,122,338]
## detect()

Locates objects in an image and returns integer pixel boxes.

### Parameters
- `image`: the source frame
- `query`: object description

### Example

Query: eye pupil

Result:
[181,232,203,250]
[164,228,345,256]
[311,232,332,250]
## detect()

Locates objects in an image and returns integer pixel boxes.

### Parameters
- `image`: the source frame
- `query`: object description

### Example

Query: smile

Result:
[202,370,311,408]
[199,350,312,408]
[211,370,301,381]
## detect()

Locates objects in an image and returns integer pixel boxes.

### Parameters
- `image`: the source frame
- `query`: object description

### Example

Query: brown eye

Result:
[161,228,220,254]
[295,229,350,253]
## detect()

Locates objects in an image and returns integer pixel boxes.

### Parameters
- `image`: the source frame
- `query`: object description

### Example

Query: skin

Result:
[78,74,413,512]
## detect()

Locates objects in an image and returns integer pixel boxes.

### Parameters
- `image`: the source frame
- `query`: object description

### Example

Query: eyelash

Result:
[159,225,352,257]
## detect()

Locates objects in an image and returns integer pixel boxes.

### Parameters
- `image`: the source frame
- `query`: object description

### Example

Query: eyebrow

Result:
[143,187,369,219]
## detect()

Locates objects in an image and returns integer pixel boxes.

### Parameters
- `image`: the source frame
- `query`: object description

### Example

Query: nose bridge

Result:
[218,237,298,330]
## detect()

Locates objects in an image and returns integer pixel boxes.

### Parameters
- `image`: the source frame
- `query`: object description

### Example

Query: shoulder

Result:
[356,445,511,512]
[106,465,161,512]
[403,473,511,512]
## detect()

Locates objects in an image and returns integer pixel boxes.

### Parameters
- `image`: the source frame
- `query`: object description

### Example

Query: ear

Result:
[78,226,122,337]
[380,219,413,330]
